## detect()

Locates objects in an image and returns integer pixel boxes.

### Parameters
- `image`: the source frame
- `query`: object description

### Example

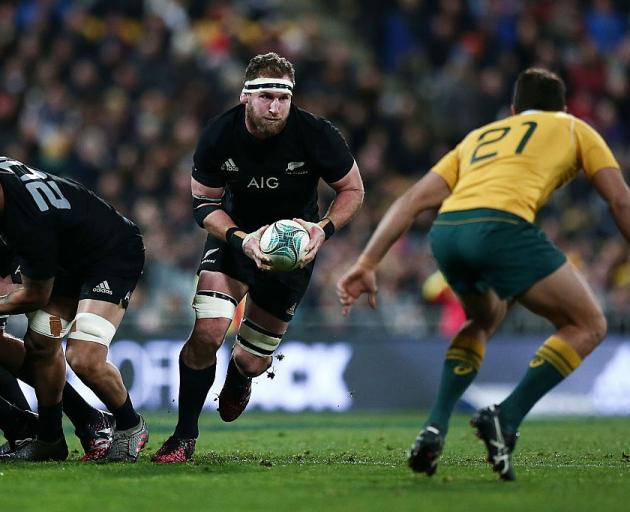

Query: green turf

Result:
[1,412,628,512]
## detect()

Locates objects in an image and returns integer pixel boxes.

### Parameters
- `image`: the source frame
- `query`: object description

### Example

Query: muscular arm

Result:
[321,162,364,231]
[336,171,451,314]
[0,274,53,314]
[358,171,451,267]
[591,168,630,242]
[293,162,363,266]
[191,176,238,240]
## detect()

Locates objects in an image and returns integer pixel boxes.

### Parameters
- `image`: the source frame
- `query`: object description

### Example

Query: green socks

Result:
[425,335,485,432]
[500,335,582,433]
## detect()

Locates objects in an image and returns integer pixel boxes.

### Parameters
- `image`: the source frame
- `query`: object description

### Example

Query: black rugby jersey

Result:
[192,104,355,232]
[0,157,138,280]
[0,239,13,278]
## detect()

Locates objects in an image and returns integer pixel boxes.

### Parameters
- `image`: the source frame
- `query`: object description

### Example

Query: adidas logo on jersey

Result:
[93,280,113,295]
[286,303,297,316]
[221,158,239,173]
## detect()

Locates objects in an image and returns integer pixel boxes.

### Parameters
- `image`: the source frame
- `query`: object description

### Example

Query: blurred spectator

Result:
[422,271,466,338]
[0,0,628,333]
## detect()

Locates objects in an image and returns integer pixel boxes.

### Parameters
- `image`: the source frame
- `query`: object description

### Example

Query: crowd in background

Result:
[0,0,629,335]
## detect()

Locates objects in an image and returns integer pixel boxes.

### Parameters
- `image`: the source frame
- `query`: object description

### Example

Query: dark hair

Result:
[512,68,566,112]
[244,52,295,84]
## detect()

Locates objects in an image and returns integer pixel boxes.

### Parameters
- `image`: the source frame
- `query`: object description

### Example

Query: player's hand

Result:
[336,262,378,316]
[242,225,272,271]
[293,218,325,268]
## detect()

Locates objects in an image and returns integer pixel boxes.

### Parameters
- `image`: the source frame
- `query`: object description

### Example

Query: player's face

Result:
[245,89,292,138]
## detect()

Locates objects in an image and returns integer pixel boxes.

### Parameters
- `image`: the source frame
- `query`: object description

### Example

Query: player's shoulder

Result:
[0,156,52,183]
[289,106,349,150]
[464,111,574,141]
[533,111,607,141]
[199,104,244,146]
[563,112,599,133]
[291,105,340,133]
[532,110,582,127]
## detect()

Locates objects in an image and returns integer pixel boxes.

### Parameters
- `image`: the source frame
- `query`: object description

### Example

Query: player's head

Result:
[512,68,566,114]
[240,52,295,138]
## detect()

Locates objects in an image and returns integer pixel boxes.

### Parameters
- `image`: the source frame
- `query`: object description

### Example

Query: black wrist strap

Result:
[226,227,245,254]
[321,217,335,240]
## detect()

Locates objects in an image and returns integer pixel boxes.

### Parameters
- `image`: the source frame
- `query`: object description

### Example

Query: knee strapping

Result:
[192,290,237,319]
[69,312,116,347]
[235,318,283,357]
[445,335,486,371]
[25,310,72,339]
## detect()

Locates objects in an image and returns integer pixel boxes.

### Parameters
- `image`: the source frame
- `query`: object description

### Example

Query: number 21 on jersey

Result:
[470,121,538,164]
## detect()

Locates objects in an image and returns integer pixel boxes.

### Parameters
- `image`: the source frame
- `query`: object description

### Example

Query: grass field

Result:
[0,412,628,512]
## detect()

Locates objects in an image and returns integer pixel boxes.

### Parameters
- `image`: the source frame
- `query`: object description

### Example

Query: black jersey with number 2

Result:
[0,157,139,281]
[192,104,355,232]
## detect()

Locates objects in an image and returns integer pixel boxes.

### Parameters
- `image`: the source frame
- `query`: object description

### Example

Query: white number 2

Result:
[24,181,71,212]
[0,159,71,212]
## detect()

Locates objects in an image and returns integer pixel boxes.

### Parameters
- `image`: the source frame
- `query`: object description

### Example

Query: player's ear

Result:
[239,92,248,105]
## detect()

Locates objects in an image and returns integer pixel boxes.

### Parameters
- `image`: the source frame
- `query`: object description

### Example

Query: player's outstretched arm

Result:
[336,260,378,316]
[336,171,451,314]
[591,168,630,242]
[356,171,450,265]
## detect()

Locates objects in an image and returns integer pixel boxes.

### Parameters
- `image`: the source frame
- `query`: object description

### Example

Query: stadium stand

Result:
[0,0,628,334]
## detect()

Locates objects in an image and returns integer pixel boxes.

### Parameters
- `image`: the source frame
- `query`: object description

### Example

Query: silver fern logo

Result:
[285,161,308,175]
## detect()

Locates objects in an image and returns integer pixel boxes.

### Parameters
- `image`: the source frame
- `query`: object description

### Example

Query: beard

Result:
[246,102,288,137]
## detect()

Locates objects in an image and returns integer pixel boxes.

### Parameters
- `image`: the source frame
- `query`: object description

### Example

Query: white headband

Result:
[242,77,294,96]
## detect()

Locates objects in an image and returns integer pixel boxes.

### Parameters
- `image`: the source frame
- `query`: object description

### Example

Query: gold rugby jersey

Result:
[432,111,619,222]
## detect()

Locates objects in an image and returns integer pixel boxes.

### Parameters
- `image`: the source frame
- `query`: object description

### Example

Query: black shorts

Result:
[197,234,314,322]
[12,231,145,309]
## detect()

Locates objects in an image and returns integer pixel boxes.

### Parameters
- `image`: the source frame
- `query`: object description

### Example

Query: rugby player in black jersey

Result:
[0,247,118,460]
[0,157,148,461]
[152,52,364,463]
[0,335,116,460]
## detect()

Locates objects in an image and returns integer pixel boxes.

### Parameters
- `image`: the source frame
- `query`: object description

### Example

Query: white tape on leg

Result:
[25,310,71,339]
[68,312,116,347]
[235,318,283,357]
[192,290,237,319]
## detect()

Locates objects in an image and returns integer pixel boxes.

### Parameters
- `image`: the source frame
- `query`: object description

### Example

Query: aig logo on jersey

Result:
[247,177,279,189]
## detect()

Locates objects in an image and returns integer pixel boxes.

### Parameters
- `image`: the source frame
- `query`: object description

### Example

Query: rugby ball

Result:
[259,220,310,271]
